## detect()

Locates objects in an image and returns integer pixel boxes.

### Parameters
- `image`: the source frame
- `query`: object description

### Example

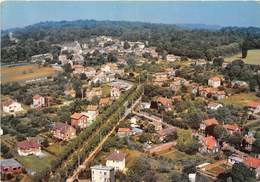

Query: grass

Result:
[45,143,67,156]
[225,49,260,65]
[160,148,202,161]
[1,64,56,84]
[220,92,260,107]
[15,152,56,173]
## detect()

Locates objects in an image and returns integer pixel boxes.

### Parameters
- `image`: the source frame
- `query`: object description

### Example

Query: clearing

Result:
[1,64,57,84]
[15,152,56,173]
[221,92,260,107]
[225,49,260,65]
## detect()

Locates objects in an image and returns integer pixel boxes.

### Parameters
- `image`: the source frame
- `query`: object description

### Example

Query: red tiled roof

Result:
[156,97,172,107]
[33,95,43,100]
[202,136,217,150]
[2,99,15,107]
[99,97,110,105]
[17,138,40,150]
[247,101,260,109]
[53,122,74,134]
[118,128,131,133]
[209,76,221,81]
[71,112,87,120]
[224,124,240,131]
[202,118,219,126]
[244,157,260,169]
[106,151,126,161]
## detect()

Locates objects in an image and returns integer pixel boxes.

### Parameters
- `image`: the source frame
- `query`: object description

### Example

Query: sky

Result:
[1,1,260,30]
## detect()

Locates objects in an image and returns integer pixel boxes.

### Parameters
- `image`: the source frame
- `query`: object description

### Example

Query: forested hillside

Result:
[1,20,260,64]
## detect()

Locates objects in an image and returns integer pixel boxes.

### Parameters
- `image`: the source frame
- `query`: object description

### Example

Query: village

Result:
[1,34,260,182]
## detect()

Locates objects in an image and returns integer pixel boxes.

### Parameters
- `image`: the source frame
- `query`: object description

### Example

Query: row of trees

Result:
[33,85,143,181]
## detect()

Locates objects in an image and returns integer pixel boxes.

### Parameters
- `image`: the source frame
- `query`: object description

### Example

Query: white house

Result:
[17,138,41,156]
[110,87,121,99]
[31,95,45,109]
[207,102,223,110]
[106,151,126,171]
[91,165,115,182]
[2,99,23,114]
[208,76,221,88]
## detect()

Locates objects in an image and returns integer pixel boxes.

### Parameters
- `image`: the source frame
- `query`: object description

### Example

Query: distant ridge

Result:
[176,24,222,30]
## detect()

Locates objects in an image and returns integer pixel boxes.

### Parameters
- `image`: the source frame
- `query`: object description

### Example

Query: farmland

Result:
[1,64,57,84]
[225,49,260,65]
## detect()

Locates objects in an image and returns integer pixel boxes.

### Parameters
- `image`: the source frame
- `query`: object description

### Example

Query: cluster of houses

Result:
[91,150,126,182]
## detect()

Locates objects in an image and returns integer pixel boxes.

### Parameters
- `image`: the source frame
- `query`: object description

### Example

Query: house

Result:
[73,64,85,74]
[86,87,102,100]
[200,118,219,132]
[86,105,99,122]
[171,96,182,102]
[101,63,118,73]
[70,112,89,129]
[0,159,23,175]
[244,156,260,179]
[208,76,221,88]
[17,138,41,156]
[199,87,226,100]
[170,77,189,92]
[243,135,256,151]
[99,97,110,107]
[166,54,180,62]
[199,136,219,154]
[117,128,131,138]
[31,95,45,109]
[224,124,240,135]
[228,154,244,165]
[155,96,173,110]
[2,99,23,114]
[52,122,76,141]
[157,127,176,141]
[110,87,121,99]
[64,89,76,98]
[231,80,249,89]
[106,151,126,171]
[152,72,169,86]
[196,160,231,182]
[247,101,260,113]
[208,102,223,110]
[31,53,53,63]
[59,54,68,65]
[145,142,175,154]
[91,165,115,182]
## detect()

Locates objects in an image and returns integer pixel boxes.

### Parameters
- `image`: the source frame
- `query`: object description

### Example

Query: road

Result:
[66,91,143,182]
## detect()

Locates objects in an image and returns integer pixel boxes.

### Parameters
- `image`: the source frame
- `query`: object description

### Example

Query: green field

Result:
[220,92,260,107]
[16,152,56,173]
[225,49,260,65]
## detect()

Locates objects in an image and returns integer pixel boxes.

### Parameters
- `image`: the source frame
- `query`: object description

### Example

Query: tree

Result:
[126,156,151,182]
[213,125,228,140]
[176,129,200,154]
[169,171,189,182]
[231,163,257,182]
[213,57,224,67]
[64,63,73,73]
[123,41,130,49]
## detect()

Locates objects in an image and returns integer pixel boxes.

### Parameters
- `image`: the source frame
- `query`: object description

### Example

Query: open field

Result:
[45,143,68,156]
[225,49,260,65]
[1,64,57,84]
[16,152,56,173]
[221,92,260,107]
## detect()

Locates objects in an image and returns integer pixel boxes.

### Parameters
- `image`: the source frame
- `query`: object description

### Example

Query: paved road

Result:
[66,91,143,182]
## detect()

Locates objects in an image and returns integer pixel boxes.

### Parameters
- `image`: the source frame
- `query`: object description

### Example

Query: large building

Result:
[0,159,23,175]
[91,165,115,182]
[52,122,76,141]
